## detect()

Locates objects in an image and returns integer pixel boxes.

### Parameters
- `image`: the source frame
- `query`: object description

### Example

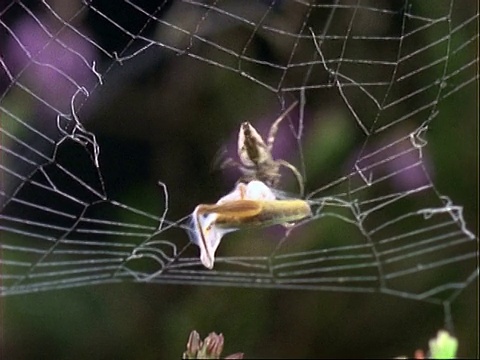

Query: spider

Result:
[222,101,305,196]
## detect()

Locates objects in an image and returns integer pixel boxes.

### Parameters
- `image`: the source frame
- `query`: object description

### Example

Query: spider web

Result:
[0,0,478,357]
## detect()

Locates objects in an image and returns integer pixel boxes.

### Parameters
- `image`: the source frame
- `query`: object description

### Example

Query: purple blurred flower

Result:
[349,126,431,192]
[5,11,98,115]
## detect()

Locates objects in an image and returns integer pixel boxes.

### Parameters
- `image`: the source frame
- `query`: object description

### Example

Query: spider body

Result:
[237,121,281,187]
[231,101,304,196]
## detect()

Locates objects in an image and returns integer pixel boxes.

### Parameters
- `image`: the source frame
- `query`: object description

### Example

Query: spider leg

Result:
[220,157,257,185]
[266,101,298,151]
[277,159,305,197]
[219,157,241,169]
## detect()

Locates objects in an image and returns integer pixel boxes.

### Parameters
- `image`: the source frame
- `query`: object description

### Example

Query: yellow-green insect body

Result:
[189,181,311,269]
[214,199,311,228]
